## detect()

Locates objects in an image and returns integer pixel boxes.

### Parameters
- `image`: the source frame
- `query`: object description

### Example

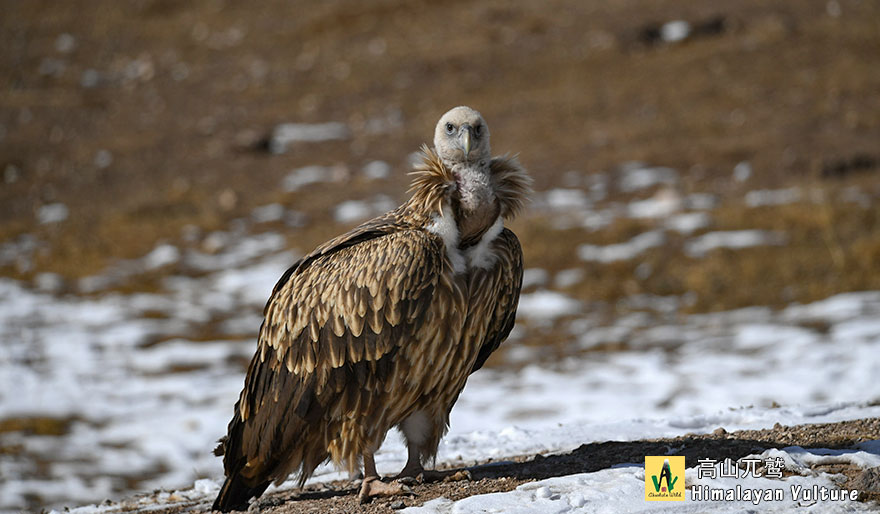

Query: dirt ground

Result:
[108,417,880,513]
[2,0,880,311]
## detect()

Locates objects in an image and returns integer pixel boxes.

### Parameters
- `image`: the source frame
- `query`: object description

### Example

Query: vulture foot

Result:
[357,477,414,503]
[395,468,472,484]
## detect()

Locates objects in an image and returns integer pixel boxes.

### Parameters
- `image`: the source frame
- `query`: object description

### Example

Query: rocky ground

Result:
[89,418,880,513]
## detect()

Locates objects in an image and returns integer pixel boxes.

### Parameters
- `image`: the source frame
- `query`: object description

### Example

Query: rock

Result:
[850,467,880,494]
[55,33,76,53]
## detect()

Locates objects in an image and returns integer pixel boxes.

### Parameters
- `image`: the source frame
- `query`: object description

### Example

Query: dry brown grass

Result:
[1,0,879,315]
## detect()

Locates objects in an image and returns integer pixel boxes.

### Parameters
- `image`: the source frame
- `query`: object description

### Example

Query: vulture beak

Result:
[459,125,471,158]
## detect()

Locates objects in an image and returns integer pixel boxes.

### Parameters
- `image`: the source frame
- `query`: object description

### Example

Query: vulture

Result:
[212,106,532,511]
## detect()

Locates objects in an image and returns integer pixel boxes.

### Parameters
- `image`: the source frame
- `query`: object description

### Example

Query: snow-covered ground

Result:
[406,441,880,513]
[2,256,879,512]
[49,405,880,514]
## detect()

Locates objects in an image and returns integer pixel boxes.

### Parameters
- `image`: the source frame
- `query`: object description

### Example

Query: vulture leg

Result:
[396,460,472,484]
[358,451,414,503]
[395,411,471,483]
[395,441,425,479]
[396,410,433,480]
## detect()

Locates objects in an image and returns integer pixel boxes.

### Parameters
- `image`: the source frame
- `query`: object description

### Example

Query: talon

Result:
[445,469,472,482]
[397,476,419,486]
[358,477,415,503]
[409,468,472,483]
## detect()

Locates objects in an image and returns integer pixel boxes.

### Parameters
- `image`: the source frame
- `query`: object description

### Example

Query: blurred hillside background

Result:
[2,0,880,511]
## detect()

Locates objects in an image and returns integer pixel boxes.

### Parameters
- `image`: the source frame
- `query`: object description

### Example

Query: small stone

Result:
[4,163,20,184]
[171,62,189,82]
[94,149,113,169]
[448,470,472,482]
[368,37,387,56]
[390,500,407,510]
[850,467,880,494]
[734,161,752,182]
[55,33,76,53]
[660,20,690,42]
[80,69,100,88]
[39,57,66,77]
[218,189,237,211]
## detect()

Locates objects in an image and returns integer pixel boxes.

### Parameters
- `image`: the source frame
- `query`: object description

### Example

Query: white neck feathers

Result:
[427,205,503,274]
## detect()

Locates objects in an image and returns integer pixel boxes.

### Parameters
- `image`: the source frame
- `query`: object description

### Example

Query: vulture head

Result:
[434,106,491,166]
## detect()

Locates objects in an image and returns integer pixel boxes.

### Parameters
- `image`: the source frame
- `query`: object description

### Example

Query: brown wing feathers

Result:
[215,226,451,505]
[470,229,523,372]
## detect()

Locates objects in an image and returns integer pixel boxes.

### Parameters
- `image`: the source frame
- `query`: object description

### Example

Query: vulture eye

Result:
[473,124,482,137]
[445,122,455,134]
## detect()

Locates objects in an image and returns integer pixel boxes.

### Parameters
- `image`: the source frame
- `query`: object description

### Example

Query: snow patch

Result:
[333,195,396,223]
[362,160,391,180]
[269,122,350,154]
[516,290,581,321]
[685,230,786,257]
[665,212,710,234]
[251,203,285,223]
[541,188,592,210]
[38,203,69,224]
[143,244,180,270]
[282,165,348,192]
[521,268,549,290]
[578,230,666,263]
[627,189,682,218]
[618,164,678,192]
[745,188,801,207]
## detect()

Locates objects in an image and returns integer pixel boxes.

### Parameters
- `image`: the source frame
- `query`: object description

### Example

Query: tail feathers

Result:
[212,474,270,512]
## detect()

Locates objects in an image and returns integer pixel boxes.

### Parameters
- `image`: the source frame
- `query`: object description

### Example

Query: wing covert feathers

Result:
[218,222,470,494]
[470,228,523,372]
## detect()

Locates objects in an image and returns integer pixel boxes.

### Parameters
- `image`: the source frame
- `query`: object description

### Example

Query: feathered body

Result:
[213,107,531,511]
